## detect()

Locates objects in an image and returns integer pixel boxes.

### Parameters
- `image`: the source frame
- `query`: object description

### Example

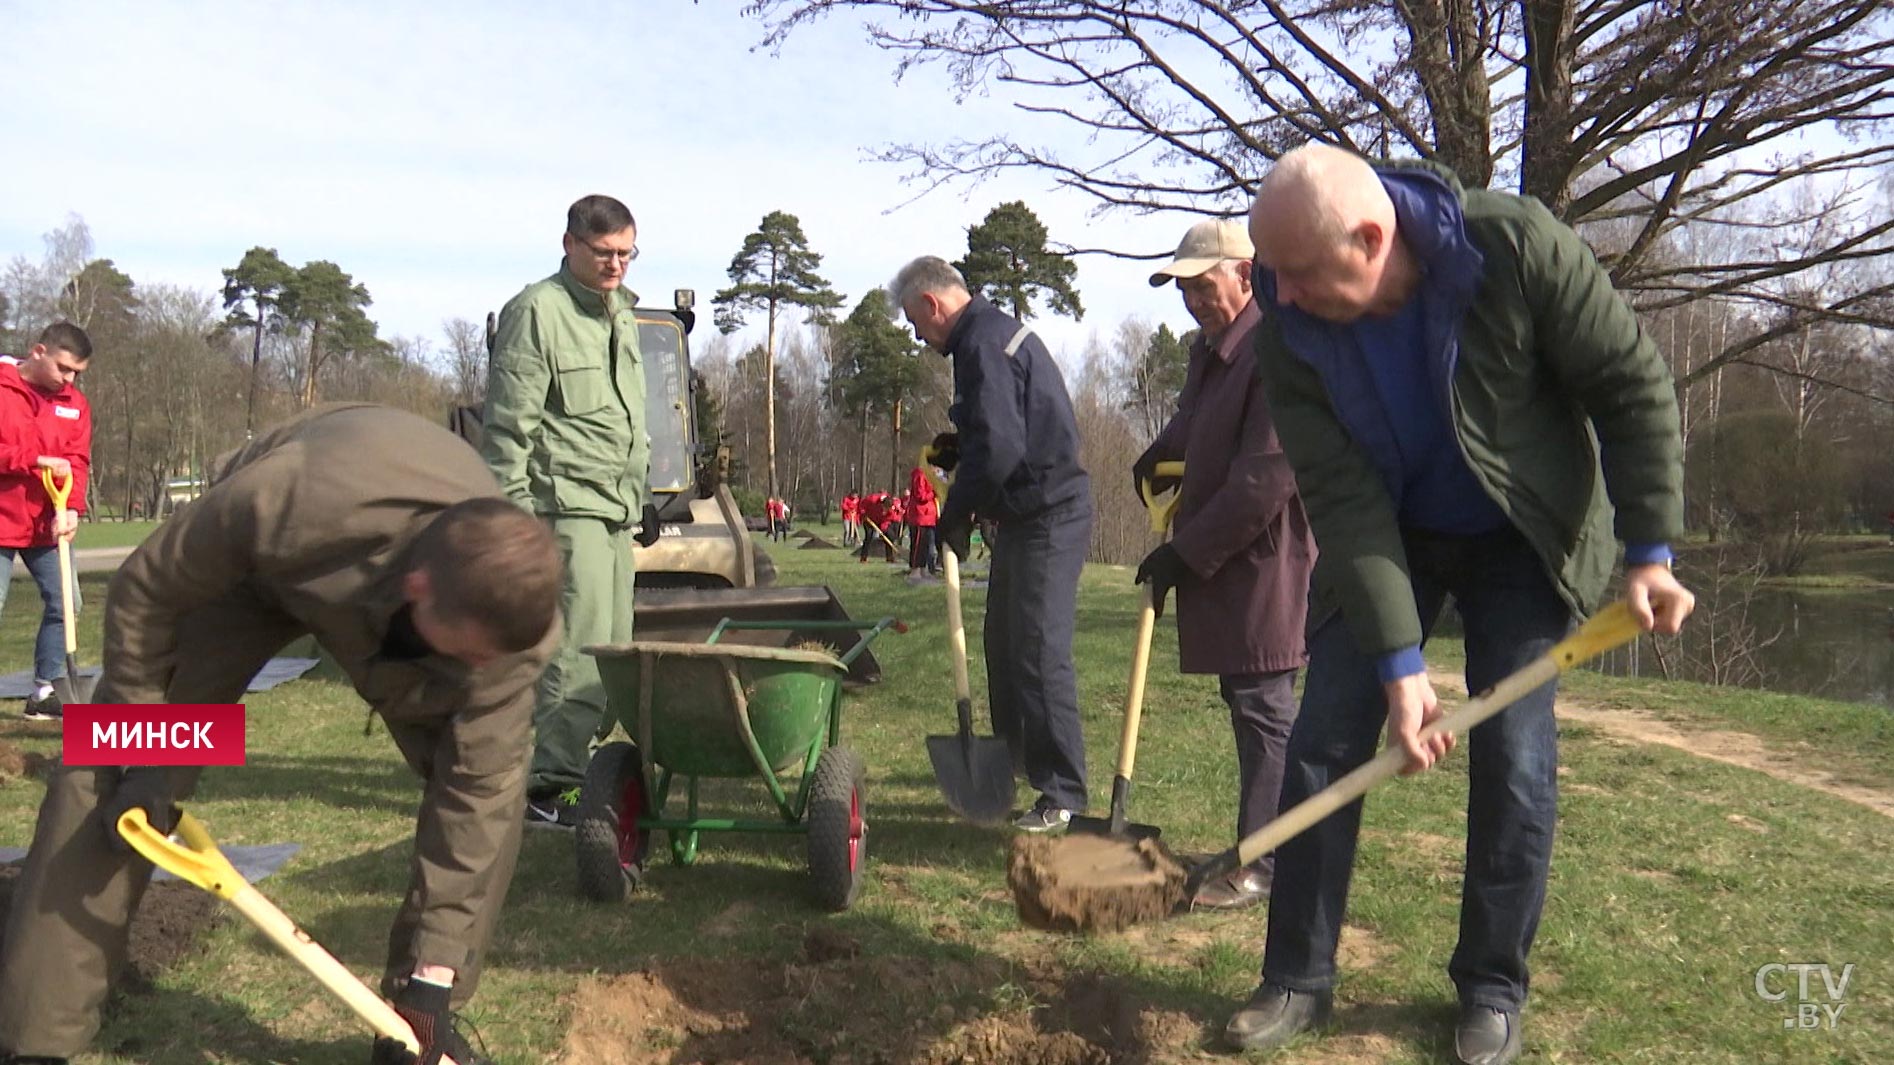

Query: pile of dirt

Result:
[1007,834,1187,934]
[556,935,1205,1064]
[0,739,53,783]
[798,535,840,550]
[0,864,223,993]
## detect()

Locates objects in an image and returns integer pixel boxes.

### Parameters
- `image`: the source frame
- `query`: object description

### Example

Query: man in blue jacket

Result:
[1223,145,1696,1064]
[893,256,1093,832]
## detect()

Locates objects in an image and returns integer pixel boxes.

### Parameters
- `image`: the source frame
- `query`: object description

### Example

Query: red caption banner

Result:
[63,705,247,766]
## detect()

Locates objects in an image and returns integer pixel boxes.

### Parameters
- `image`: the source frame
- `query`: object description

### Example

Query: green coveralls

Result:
[480,262,649,798]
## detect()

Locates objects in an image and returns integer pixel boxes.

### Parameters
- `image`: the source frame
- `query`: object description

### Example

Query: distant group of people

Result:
[765,496,794,540]
[839,469,942,575]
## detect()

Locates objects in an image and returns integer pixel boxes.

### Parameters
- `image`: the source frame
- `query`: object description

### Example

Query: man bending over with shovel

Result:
[895,256,1094,833]
[0,403,563,1065]
[1223,145,1696,1064]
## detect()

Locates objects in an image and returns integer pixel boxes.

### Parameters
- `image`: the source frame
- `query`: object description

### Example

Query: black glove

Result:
[1131,451,1179,498]
[370,977,483,1065]
[938,516,973,562]
[634,503,662,548]
[1134,542,1190,619]
[928,431,961,473]
[99,768,182,853]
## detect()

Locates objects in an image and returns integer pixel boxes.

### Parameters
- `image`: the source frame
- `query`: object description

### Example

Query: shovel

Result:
[117,807,463,1064]
[38,468,94,703]
[1010,601,1644,933]
[1069,460,1184,842]
[926,545,1018,825]
[919,444,1016,826]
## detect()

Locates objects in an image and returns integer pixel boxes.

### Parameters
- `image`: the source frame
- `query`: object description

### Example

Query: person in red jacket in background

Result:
[840,491,861,546]
[908,465,940,576]
[0,322,94,722]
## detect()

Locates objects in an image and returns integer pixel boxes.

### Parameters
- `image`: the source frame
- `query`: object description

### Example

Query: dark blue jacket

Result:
[940,296,1091,526]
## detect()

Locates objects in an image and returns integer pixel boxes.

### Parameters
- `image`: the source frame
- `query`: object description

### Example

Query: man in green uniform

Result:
[0,403,564,1065]
[480,194,656,828]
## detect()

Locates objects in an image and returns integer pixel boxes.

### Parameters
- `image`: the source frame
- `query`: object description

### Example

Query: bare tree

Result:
[750,0,1894,384]
[442,317,487,406]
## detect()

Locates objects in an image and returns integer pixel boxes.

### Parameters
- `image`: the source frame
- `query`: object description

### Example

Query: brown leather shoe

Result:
[1191,868,1270,910]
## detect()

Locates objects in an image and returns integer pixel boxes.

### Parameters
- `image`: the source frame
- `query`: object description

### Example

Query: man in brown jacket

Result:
[0,404,563,1065]
[1133,219,1316,910]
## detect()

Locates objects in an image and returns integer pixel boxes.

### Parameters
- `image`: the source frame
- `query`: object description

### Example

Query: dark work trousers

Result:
[1219,669,1300,878]
[1260,525,1573,1012]
[984,500,1092,813]
[910,524,938,572]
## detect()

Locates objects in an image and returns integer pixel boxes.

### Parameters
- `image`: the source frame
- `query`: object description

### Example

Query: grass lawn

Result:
[72,520,163,550]
[1,527,1888,1063]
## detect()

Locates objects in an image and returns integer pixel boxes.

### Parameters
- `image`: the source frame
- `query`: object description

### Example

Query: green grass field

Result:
[72,520,164,550]
[1,530,1888,1063]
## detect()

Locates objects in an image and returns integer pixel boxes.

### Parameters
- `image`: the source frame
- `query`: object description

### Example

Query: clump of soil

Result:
[1007,834,1187,934]
[0,740,53,783]
[797,536,840,550]
[0,864,223,993]
[557,951,1206,1065]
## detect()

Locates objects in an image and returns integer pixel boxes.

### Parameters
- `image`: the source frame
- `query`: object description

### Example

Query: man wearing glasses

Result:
[481,194,657,829]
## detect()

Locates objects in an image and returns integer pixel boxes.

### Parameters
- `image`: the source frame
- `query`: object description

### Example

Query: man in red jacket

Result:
[0,322,94,722]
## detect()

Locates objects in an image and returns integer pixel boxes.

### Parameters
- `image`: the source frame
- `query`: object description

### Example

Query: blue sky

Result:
[2,0,1200,363]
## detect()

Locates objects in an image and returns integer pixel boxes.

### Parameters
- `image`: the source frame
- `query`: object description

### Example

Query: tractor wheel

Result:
[806,746,868,911]
[576,741,651,902]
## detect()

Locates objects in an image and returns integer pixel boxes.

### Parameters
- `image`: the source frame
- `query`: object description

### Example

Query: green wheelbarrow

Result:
[577,615,905,911]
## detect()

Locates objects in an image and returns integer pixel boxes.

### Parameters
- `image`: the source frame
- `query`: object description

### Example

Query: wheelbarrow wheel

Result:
[576,741,651,902]
[807,746,868,911]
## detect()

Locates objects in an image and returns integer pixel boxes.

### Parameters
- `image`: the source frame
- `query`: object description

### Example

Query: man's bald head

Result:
[1247,144,1410,323]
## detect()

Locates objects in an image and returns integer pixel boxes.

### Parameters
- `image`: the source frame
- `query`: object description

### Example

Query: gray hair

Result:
[889,256,968,307]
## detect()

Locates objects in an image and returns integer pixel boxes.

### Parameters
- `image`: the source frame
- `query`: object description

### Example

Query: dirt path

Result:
[1427,671,1894,820]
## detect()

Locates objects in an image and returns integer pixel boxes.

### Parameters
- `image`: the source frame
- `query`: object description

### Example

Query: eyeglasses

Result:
[574,238,639,265]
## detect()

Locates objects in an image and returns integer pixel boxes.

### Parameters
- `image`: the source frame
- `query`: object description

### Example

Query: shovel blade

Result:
[1067,813,1162,842]
[926,733,1017,827]
[52,669,98,704]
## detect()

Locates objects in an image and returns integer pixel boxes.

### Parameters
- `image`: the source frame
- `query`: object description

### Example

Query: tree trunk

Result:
[889,397,904,494]
[247,314,264,436]
[301,323,323,409]
[1520,0,1578,211]
[858,406,869,496]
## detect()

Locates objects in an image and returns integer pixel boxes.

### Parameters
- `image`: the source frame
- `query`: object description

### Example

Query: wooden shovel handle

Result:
[1228,601,1642,871]
[1116,586,1158,780]
[943,548,973,707]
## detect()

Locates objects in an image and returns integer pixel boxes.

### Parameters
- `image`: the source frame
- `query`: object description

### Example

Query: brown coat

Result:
[97,402,560,972]
[1139,302,1315,675]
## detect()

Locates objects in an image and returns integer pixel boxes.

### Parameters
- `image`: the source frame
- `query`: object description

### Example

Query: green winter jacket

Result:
[481,263,648,523]
[1255,161,1685,657]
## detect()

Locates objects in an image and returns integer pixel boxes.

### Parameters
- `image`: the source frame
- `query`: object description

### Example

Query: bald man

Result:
[1221,145,1695,1064]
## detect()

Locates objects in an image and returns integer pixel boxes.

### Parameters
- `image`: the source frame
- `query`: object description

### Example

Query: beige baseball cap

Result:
[1147,218,1255,287]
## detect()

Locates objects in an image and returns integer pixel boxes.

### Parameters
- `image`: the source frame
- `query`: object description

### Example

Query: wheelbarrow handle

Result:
[116,809,447,1061]
[1138,461,1185,535]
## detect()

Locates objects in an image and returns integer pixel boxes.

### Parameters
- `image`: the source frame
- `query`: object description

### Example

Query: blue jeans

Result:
[1260,525,1573,1011]
[0,546,73,684]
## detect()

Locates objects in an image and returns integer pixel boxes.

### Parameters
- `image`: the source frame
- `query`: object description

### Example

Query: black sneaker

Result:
[22,692,62,722]
[524,787,580,830]
[1012,797,1073,834]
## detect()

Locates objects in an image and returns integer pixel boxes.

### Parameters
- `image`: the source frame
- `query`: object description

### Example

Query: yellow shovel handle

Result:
[1229,600,1642,871]
[117,809,442,1059]
[1138,461,1184,534]
[918,443,951,499]
[39,467,72,510]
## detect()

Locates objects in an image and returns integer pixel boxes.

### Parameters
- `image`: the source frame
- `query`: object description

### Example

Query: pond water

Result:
[1582,586,1894,710]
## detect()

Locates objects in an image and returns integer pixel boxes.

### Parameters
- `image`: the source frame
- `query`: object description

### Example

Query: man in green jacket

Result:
[1220,145,1696,1064]
[481,195,657,828]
